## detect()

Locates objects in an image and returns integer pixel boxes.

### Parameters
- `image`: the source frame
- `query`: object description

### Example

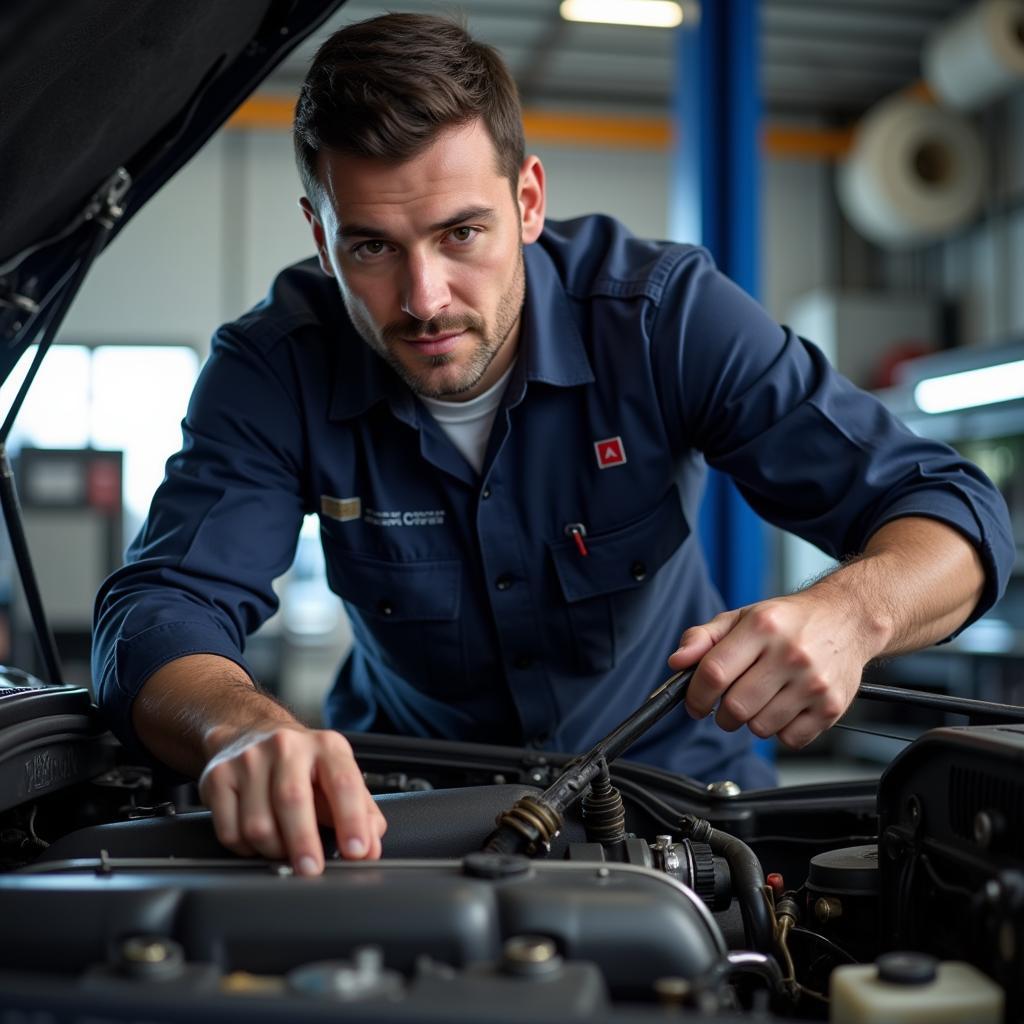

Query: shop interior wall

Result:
[61,125,833,354]
[876,91,1024,347]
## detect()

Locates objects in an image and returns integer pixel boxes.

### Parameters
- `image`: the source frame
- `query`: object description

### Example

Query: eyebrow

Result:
[338,205,496,241]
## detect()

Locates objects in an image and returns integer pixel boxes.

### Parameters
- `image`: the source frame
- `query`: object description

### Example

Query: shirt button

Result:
[631,561,647,581]
[378,600,394,616]
[482,486,492,499]
[495,575,513,591]
[514,655,534,670]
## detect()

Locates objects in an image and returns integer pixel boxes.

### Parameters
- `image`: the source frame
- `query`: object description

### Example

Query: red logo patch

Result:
[594,436,626,469]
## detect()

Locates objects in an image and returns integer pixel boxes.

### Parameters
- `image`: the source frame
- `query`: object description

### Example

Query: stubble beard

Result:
[345,248,525,400]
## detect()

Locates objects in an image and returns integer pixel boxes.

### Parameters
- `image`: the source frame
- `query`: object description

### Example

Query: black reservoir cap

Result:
[877,951,939,986]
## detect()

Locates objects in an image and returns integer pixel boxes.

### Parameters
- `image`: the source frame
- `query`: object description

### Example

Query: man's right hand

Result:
[199,724,387,875]
[130,654,386,877]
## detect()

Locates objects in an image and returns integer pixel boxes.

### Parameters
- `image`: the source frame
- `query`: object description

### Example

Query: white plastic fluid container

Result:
[830,955,1003,1024]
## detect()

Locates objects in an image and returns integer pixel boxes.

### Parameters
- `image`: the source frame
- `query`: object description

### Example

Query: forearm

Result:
[130,653,299,777]
[809,516,985,659]
[673,515,987,749]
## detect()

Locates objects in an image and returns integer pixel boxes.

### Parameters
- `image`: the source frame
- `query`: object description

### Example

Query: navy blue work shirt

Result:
[93,215,1014,790]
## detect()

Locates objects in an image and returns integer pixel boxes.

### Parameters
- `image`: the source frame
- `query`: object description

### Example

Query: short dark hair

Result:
[293,13,525,204]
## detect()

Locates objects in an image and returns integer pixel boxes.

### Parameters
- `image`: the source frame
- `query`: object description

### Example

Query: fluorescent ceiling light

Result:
[559,0,685,29]
[913,359,1024,414]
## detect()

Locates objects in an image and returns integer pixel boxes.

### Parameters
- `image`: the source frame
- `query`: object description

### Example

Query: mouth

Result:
[401,330,465,357]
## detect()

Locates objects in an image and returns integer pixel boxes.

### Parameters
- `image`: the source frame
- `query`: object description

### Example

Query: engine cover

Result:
[2,854,726,1008]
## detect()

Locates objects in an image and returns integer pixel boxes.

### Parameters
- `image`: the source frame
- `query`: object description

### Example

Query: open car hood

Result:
[0,0,346,385]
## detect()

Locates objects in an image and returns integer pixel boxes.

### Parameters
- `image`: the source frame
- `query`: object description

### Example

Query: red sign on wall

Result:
[87,458,121,513]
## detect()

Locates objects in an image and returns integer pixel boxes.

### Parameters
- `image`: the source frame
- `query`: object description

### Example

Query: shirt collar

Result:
[518,239,594,389]
[328,233,594,422]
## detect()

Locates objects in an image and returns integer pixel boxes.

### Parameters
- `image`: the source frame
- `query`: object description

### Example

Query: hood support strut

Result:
[0,170,130,684]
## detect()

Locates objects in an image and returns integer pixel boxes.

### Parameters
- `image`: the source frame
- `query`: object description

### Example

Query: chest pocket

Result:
[548,487,690,673]
[320,538,464,692]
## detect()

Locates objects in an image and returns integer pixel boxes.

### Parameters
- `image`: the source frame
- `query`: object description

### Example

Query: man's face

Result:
[301,120,545,401]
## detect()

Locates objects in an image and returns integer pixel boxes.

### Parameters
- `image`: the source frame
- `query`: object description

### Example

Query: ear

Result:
[299,196,336,278]
[517,155,546,245]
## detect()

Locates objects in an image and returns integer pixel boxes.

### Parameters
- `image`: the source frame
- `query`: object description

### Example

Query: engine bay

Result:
[1,681,1021,1022]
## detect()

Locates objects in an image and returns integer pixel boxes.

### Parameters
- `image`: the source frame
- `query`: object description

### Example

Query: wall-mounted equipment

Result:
[11,448,123,683]
[836,95,985,248]
[923,0,1024,111]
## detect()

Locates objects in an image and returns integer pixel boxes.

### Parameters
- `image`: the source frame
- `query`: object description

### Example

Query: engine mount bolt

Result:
[654,976,692,1005]
[974,810,1005,850]
[122,937,171,963]
[814,896,843,923]
[504,935,557,964]
[905,795,923,830]
[502,935,563,976]
[117,936,185,980]
[706,780,741,797]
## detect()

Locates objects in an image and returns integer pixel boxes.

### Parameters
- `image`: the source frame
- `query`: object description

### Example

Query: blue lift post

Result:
[670,1,773,762]
[670,0,767,611]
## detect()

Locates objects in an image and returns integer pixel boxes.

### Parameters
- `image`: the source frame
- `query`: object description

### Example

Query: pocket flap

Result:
[324,546,461,621]
[549,489,689,603]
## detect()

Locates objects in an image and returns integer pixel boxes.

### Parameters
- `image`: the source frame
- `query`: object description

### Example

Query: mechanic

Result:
[93,13,1013,878]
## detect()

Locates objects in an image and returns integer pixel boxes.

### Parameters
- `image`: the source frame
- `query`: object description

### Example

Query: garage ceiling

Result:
[266,0,971,118]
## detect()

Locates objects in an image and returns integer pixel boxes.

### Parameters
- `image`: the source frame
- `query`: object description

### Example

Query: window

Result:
[0,344,200,537]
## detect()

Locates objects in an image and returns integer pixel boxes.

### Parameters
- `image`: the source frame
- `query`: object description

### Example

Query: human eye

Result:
[350,239,393,262]
[446,225,479,245]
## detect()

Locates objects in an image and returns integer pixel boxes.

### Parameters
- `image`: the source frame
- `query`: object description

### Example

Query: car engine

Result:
[0,674,1020,1023]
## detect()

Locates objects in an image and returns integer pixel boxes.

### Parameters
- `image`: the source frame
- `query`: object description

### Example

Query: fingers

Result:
[682,611,760,719]
[366,792,388,860]
[670,597,863,743]
[236,748,286,859]
[667,610,742,672]
[713,656,787,732]
[199,768,255,857]
[199,726,384,876]
[314,733,376,861]
[269,736,324,875]
[777,708,834,751]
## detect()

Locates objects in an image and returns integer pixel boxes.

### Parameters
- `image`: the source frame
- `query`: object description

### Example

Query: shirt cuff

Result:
[100,620,254,764]
[866,489,1008,639]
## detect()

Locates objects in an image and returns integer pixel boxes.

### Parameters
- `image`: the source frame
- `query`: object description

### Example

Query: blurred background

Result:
[6,0,1024,785]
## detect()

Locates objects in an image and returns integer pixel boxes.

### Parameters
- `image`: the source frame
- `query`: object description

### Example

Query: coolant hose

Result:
[681,815,774,954]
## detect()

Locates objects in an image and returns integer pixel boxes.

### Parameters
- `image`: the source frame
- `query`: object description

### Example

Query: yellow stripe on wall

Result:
[229,96,855,161]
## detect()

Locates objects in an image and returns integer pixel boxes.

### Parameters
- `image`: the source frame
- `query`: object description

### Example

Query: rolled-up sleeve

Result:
[650,249,1014,633]
[92,326,309,750]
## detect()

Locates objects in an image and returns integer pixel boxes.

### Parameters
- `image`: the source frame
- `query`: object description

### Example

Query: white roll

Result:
[836,95,986,248]
[923,0,1024,110]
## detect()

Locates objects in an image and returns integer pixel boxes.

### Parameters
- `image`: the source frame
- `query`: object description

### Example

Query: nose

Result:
[401,250,451,323]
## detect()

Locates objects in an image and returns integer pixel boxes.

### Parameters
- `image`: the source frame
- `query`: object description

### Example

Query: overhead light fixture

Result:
[913,359,1024,414]
[559,0,685,29]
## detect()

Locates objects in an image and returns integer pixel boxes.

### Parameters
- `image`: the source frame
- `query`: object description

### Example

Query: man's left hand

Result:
[667,592,881,750]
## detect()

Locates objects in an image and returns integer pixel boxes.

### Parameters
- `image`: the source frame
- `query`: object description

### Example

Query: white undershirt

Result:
[419,362,517,475]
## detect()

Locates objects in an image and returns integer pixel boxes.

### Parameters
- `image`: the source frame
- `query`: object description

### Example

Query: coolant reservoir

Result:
[830,952,1002,1024]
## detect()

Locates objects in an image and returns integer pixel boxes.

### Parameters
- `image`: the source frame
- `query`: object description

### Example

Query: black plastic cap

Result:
[876,951,939,986]
[462,852,532,880]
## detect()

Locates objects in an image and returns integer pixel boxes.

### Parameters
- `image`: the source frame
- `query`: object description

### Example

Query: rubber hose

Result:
[682,815,774,954]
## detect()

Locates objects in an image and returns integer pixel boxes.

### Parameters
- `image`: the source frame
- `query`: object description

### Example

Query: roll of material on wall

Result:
[923,0,1024,111]
[836,95,986,248]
